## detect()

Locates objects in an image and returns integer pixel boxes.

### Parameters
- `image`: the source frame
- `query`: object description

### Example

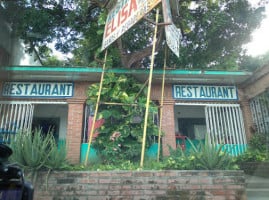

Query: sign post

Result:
[140,8,160,167]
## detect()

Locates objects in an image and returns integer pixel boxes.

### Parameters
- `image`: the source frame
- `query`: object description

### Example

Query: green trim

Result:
[1,66,251,76]
[203,70,251,75]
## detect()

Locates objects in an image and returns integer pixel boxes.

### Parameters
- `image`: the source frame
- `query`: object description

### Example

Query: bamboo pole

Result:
[100,102,137,106]
[157,46,167,162]
[140,8,159,167]
[84,50,108,165]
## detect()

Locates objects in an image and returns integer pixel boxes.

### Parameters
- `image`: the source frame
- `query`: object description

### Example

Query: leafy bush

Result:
[235,149,267,163]
[162,146,195,170]
[235,133,269,164]
[248,133,267,152]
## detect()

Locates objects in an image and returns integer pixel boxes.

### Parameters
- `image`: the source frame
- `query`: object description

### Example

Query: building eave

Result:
[0,66,252,85]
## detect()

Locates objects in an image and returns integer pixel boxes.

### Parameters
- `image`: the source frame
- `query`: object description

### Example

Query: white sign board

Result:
[162,0,181,57]
[101,0,161,51]
[173,85,238,100]
[2,82,74,98]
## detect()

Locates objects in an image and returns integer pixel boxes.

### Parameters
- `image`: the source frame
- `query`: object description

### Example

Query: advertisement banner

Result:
[101,0,161,51]
[162,0,181,57]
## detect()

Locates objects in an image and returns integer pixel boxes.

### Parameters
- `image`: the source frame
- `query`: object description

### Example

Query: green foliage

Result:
[235,133,269,163]
[235,149,267,163]
[1,0,265,70]
[8,128,69,173]
[188,138,238,170]
[163,137,238,170]
[87,73,160,164]
[45,140,68,170]
[248,133,267,152]
[239,51,269,71]
[162,147,196,170]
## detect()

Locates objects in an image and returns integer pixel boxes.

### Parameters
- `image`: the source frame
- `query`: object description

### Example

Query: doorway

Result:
[175,103,247,155]
[32,104,68,143]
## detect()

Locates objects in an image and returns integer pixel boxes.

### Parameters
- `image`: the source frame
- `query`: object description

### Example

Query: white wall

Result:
[11,38,41,66]
[0,18,41,66]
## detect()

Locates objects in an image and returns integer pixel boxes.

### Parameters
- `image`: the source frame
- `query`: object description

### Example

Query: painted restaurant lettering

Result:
[173,85,238,100]
[2,82,74,98]
[101,0,161,50]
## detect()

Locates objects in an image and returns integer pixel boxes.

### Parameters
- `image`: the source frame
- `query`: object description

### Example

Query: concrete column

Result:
[239,89,254,141]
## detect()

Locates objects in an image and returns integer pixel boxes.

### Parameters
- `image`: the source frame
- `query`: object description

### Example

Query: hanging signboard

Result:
[172,85,238,100]
[101,0,161,51]
[162,0,181,57]
[2,82,74,98]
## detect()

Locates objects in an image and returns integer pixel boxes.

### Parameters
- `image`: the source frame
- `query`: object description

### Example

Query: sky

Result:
[245,1,269,56]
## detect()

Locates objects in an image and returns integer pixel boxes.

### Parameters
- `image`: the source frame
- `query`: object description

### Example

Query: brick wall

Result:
[66,82,89,163]
[161,101,176,156]
[66,101,84,163]
[33,170,246,200]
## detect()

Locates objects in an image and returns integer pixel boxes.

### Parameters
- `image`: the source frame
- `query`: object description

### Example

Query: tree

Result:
[0,0,266,69]
[239,50,269,71]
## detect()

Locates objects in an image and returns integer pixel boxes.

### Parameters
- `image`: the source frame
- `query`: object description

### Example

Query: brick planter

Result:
[32,170,246,200]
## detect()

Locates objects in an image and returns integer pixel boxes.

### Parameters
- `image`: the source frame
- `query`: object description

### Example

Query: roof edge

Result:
[1,66,252,76]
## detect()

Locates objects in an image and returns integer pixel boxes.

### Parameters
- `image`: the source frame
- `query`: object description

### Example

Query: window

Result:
[0,102,34,143]
[250,91,269,134]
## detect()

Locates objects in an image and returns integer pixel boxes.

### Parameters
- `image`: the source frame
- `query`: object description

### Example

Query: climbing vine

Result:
[87,73,160,164]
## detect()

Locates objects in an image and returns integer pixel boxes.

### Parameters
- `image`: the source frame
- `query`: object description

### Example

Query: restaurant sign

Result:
[2,82,74,98]
[162,0,181,57]
[101,0,161,50]
[173,85,238,100]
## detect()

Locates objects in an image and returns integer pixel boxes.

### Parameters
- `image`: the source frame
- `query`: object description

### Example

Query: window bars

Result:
[205,104,247,156]
[250,92,269,134]
[0,102,34,143]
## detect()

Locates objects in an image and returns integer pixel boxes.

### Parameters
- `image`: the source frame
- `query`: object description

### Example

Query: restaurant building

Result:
[0,65,268,163]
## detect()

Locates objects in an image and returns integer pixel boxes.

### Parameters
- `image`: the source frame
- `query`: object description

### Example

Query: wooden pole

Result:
[84,50,107,165]
[157,45,167,162]
[140,8,159,167]
[100,102,137,106]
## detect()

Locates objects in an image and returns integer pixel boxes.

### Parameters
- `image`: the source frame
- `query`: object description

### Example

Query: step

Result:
[247,189,269,200]
[245,175,269,200]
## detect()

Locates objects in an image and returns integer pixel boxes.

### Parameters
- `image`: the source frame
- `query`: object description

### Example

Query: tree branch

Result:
[119,27,164,68]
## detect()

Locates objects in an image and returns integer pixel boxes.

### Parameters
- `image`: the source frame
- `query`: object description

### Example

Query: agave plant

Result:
[45,140,68,170]
[188,135,237,170]
[8,128,68,184]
